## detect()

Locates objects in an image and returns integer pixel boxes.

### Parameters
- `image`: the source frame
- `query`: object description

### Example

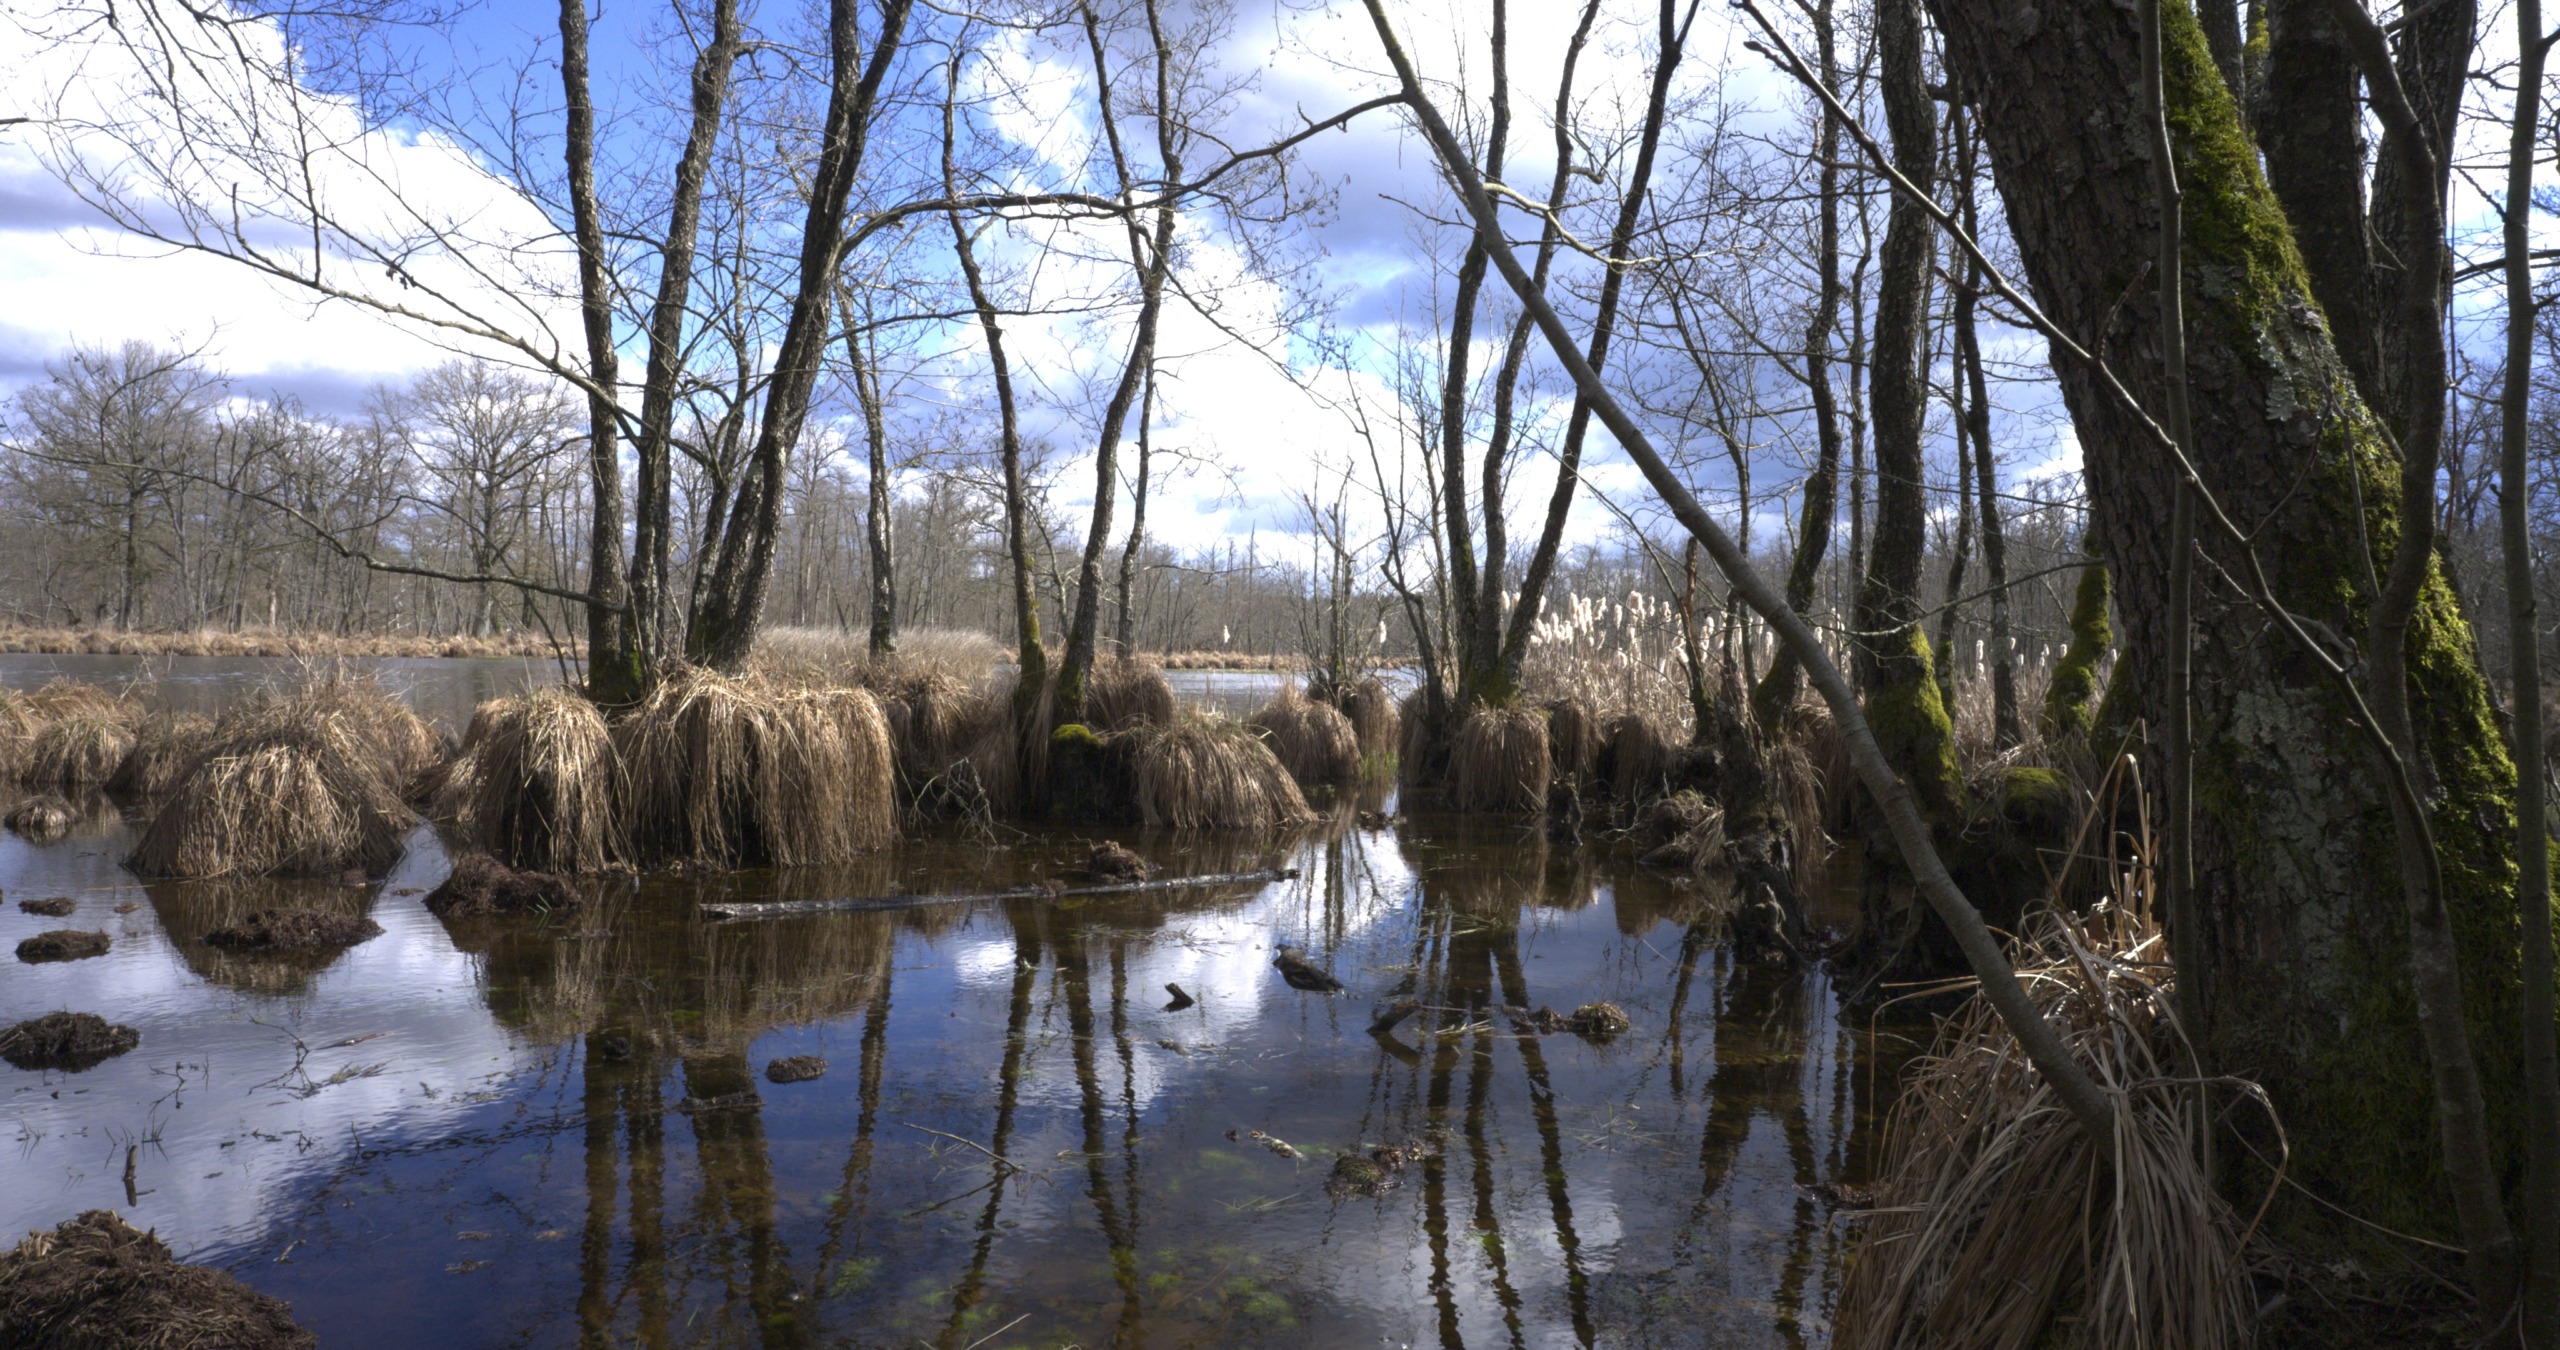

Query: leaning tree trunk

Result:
[1930,0,2536,1246]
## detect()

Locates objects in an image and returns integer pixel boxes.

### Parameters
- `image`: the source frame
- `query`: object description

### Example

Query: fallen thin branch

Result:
[901,1122,1024,1175]
[699,866,1298,920]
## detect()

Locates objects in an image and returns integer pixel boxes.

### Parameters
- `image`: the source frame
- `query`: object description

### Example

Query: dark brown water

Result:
[1,663,1912,1349]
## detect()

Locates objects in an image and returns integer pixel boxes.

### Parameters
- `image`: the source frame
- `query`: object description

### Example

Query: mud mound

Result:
[17,897,76,918]
[764,1055,827,1084]
[425,853,579,918]
[5,797,77,843]
[0,1209,315,1349]
[201,909,383,951]
[15,931,109,963]
[0,1013,139,1072]
[1077,840,1153,883]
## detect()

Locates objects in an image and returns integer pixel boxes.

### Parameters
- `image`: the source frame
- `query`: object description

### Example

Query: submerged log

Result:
[698,867,1299,921]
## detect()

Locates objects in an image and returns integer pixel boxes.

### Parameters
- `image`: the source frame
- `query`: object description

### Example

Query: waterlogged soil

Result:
[0,664,1917,1350]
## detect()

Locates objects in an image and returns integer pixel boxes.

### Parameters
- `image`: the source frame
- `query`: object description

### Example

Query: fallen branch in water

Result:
[697,867,1299,920]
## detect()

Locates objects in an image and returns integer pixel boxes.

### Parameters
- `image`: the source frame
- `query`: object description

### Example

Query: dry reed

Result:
[1449,704,1554,814]
[1834,839,2256,1350]
[1249,686,1360,788]
[1127,714,1314,829]
[0,621,569,661]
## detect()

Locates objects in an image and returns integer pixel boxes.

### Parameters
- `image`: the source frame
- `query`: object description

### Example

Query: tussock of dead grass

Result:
[1320,675,1399,759]
[1543,697,1598,783]
[1449,704,1553,814]
[126,681,427,879]
[107,712,214,797]
[28,714,134,791]
[615,667,895,868]
[1599,712,1676,806]
[1249,686,1359,788]
[1084,657,1175,732]
[1128,714,1313,830]
[437,688,622,873]
[1834,904,2255,1350]
[0,1209,315,1349]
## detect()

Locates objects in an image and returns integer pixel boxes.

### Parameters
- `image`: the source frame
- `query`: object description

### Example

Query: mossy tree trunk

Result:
[1931,0,2538,1248]
[1852,0,1961,823]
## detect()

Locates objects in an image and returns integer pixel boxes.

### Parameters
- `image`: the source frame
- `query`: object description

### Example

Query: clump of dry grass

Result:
[0,688,40,780]
[1834,897,2255,1350]
[1084,657,1175,732]
[5,796,79,842]
[107,712,214,797]
[437,688,622,873]
[27,714,135,792]
[1599,712,1677,806]
[126,682,427,879]
[615,667,896,868]
[1249,686,1360,788]
[1544,697,1598,783]
[0,1013,139,1072]
[0,1209,316,1349]
[1316,674,1399,758]
[1127,714,1313,830]
[871,668,1007,808]
[1449,704,1553,814]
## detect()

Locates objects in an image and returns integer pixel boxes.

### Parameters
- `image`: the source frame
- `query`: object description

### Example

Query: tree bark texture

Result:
[1930,0,2535,1244]
[556,0,638,704]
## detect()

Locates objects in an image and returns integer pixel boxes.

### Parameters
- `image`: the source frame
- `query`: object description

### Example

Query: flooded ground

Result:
[2,660,1912,1349]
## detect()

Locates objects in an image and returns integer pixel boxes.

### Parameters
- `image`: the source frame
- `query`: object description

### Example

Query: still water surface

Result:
[2,658,1905,1348]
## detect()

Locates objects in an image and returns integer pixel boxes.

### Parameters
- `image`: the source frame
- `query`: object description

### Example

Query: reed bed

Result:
[614,668,896,868]
[0,622,569,660]
[751,624,1003,685]
[1835,830,2255,1350]
[126,681,429,878]
[1449,704,1554,814]
[1128,714,1313,830]
[1248,685,1360,788]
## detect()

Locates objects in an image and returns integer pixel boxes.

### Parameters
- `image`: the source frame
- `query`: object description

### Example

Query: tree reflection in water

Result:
[208,820,1908,1348]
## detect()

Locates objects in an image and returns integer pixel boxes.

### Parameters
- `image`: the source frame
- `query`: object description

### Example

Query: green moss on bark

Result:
[1863,625,1963,819]
[2152,0,2541,1247]
[2042,558,2111,739]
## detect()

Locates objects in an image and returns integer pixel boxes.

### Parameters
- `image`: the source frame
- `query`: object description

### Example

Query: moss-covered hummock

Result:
[1862,625,1964,819]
